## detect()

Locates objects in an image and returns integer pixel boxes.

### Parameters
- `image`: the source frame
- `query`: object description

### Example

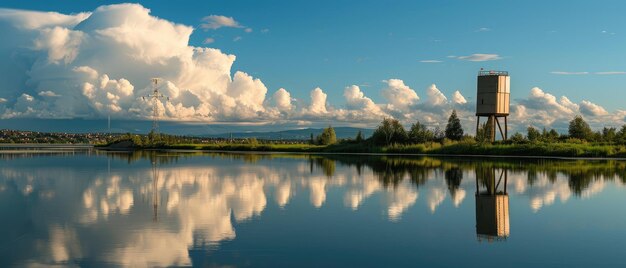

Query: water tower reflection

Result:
[475,167,510,242]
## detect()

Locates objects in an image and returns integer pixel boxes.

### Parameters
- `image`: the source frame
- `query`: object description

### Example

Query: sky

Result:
[0,0,625,133]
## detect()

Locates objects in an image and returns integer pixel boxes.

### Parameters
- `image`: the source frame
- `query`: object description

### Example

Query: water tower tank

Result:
[476,71,510,116]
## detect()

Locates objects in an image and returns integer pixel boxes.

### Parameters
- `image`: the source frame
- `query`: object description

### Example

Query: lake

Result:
[1,149,626,267]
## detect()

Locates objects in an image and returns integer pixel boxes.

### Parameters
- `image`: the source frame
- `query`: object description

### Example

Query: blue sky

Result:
[3,0,625,107]
[0,0,625,132]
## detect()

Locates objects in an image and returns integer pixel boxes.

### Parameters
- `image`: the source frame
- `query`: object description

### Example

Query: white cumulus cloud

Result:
[580,100,608,116]
[382,79,419,111]
[452,90,467,104]
[425,84,448,106]
[307,87,328,115]
[273,88,293,112]
[0,4,274,121]
[512,87,617,132]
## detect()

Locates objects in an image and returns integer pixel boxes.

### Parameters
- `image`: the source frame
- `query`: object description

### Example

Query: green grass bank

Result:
[100,140,626,158]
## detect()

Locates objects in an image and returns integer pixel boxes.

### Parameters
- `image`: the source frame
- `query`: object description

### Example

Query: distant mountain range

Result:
[204,127,374,140]
[0,119,373,140]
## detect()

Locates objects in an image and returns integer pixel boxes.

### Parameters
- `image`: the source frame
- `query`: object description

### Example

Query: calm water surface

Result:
[1,150,626,267]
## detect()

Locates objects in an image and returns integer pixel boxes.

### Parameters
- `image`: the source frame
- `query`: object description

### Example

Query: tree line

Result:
[314,110,626,146]
[516,115,626,143]
[369,110,465,145]
[108,111,626,148]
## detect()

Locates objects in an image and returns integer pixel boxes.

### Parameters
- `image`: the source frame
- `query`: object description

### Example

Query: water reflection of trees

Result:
[101,152,626,196]
[34,150,622,196]
[309,158,336,177]
[315,155,626,196]
[445,168,463,198]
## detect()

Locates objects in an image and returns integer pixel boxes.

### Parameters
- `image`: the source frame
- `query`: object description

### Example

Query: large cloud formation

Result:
[0,4,469,126]
[0,3,623,133]
[0,4,270,121]
[513,87,625,132]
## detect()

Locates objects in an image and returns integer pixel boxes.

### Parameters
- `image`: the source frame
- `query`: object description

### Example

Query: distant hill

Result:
[205,127,374,140]
[0,119,374,140]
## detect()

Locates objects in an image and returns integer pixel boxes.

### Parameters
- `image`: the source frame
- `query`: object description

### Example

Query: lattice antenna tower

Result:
[143,78,169,134]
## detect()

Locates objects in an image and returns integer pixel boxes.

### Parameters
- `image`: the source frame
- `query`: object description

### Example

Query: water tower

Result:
[476,70,510,141]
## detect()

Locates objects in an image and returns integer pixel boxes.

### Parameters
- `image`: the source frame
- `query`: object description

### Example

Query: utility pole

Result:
[143,78,169,135]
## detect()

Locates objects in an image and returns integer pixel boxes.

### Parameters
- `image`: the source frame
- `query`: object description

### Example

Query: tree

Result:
[509,132,526,143]
[568,115,593,140]
[527,126,541,142]
[131,134,143,146]
[408,121,434,143]
[372,118,408,145]
[433,126,445,141]
[445,110,464,141]
[147,130,161,145]
[475,123,487,142]
[476,117,494,143]
[310,133,315,144]
[247,137,259,145]
[316,126,337,145]
[355,130,364,143]
[539,128,559,142]
[541,127,548,141]
[591,131,602,142]
[617,125,626,143]
[548,129,560,141]
[602,127,617,142]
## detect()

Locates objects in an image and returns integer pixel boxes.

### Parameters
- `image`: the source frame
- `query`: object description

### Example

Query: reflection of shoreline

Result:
[5,142,626,160]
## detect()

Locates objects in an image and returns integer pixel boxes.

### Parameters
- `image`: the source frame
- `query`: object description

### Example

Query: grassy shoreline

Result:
[98,141,626,158]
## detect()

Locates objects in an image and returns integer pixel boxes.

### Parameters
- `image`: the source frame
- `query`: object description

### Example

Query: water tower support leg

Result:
[476,116,480,137]
[495,117,505,141]
[490,115,496,142]
[504,116,508,140]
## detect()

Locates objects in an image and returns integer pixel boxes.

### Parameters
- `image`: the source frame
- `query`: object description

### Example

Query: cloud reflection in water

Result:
[0,154,624,266]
